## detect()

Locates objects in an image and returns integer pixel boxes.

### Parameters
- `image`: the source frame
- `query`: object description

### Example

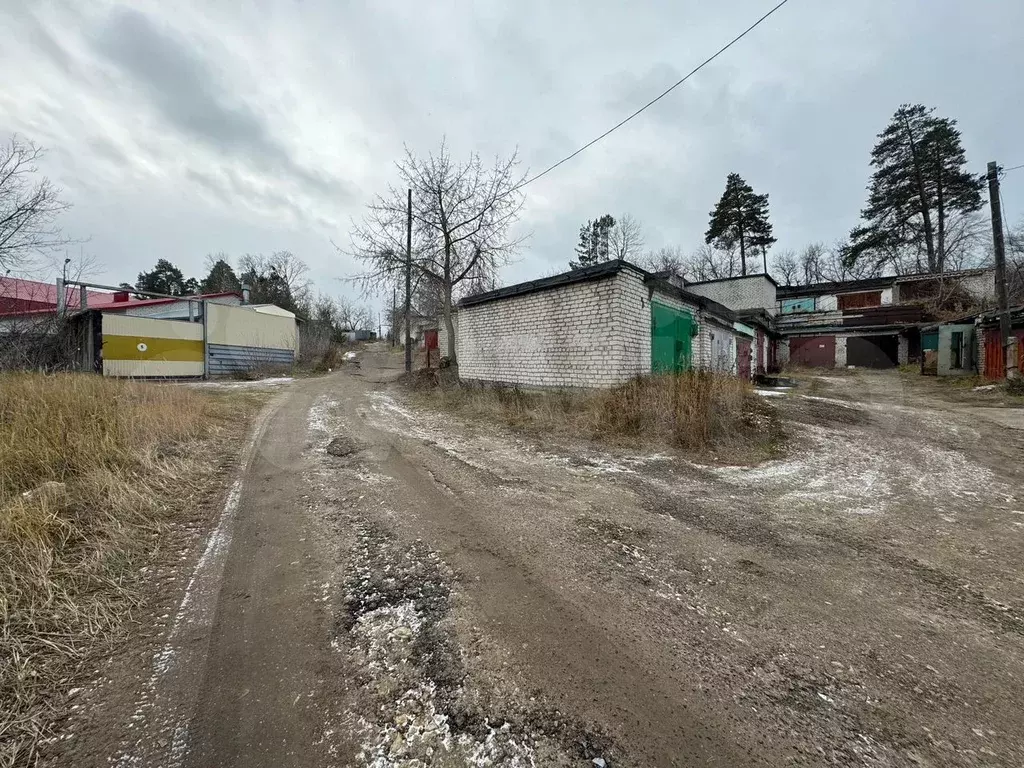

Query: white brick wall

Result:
[777,338,790,366]
[835,335,847,367]
[438,313,458,358]
[686,275,777,315]
[453,269,649,388]
[449,267,741,388]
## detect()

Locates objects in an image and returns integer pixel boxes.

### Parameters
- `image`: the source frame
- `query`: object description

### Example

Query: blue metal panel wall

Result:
[207,343,294,375]
[781,297,816,314]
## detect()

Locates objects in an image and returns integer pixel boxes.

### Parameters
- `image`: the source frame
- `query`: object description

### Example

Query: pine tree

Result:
[704,174,775,276]
[135,259,194,296]
[570,214,616,269]
[200,257,241,294]
[847,104,984,274]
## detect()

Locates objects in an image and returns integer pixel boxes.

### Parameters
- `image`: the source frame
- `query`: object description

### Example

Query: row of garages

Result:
[439,260,762,389]
[783,332,906,369]
[783,312,1023,379]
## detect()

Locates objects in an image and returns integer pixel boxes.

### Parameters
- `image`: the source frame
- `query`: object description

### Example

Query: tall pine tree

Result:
[135,259,195,296]
[570,214,616,269]
[847,104,984,274]
[704,174,775,276]
[200,257,242,294]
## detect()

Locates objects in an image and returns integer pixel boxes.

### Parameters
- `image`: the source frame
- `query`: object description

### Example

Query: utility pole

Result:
[404,188,413,373]
[391,287,397,348]
[987,161,1013,377]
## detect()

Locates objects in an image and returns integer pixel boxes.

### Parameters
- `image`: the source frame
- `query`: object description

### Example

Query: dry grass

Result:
[410,371,779,457]
[0,373,259,768]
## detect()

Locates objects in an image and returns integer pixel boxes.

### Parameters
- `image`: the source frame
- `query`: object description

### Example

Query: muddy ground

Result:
[47,353,1024,767]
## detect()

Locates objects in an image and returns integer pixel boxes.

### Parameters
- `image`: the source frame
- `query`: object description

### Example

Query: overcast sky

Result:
[2,0,1022,309]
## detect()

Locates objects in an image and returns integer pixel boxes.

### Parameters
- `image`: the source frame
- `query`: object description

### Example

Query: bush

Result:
[412,371,771,455]
[1006,377,1024,396]
[0,373,248,767]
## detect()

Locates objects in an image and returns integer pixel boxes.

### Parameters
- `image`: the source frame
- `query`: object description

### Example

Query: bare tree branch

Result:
[608,214,645,261]
[0,136,76,272]
[345,140,527,359]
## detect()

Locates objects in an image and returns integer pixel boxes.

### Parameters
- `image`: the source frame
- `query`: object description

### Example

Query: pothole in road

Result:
[339,520,615,767]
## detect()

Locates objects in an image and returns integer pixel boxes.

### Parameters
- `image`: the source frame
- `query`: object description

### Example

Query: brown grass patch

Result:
[0,373,262,767]
[410,371,781,459]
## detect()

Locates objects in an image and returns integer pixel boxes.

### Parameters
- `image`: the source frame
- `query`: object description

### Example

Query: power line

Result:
[1001,163,1024,174]
[517,0,793,190]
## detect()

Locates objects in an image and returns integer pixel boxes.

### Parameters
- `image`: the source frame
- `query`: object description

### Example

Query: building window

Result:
[950,331,964,369]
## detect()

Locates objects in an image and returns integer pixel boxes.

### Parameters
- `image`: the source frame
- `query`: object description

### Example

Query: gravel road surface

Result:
[51,354,1024,767]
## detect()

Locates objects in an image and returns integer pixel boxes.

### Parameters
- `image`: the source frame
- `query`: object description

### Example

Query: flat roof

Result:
[457,260,643,308]
[645,276,737,322]
[686,272,779,289]
[776,268,994,299]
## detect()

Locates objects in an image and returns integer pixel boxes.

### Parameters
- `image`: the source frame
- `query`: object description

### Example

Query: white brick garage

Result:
[450,261,740,389]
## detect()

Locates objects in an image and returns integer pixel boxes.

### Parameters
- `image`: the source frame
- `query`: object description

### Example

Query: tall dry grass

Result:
[414,371,776,456]
[0,373,251,768]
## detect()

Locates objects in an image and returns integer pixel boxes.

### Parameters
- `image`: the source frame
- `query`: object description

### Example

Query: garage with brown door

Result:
[789,335,836,367]
[846,334,899,369]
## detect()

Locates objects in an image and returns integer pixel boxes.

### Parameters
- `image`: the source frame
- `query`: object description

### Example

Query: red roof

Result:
[0,277,240,317]
[0,276,122,315]
[98,291,239,311]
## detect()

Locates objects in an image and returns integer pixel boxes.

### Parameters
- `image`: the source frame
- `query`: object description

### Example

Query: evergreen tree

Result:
[570,214,616,269]
[135,259,195,296]
[704,173,775,276]
[239,259,296,312]
[847,104,984,274]
[200,256,242,294]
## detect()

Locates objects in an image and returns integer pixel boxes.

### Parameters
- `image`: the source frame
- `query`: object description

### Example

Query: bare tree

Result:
[686,242,740,281]
[238,251,311,311]
[608,214,646,261]
[940,211,989,272]
[349,141,527,360]
[0,136,75,273]
[1002,216,1024,304]
[771,249,799,285]
[638,246,687,279]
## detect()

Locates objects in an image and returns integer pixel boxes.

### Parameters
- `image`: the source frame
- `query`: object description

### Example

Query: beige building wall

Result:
[207,303,297,351]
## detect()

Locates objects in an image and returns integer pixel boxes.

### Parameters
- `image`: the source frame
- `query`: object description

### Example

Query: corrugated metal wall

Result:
[207,343,294,375]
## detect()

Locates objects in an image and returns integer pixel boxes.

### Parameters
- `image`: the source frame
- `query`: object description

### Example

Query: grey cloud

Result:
[92,8,349,202]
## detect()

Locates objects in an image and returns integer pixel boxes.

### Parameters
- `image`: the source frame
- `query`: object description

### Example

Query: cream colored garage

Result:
[96,302,298,378]
[101,314,205,377]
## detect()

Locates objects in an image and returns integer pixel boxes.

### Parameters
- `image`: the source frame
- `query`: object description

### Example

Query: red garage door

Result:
[737,338,752,379]
[789,336,836,368]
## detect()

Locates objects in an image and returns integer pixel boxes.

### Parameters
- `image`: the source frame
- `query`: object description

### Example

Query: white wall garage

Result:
[449,261,742,389]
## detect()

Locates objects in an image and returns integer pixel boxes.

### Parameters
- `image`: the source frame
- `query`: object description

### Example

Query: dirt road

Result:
[54,355,1024,767]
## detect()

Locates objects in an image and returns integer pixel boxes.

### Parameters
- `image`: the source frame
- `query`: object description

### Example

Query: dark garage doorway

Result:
[847,335,899,368]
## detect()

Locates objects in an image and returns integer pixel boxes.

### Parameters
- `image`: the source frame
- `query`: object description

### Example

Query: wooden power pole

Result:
[987,162,1013,377]
[404,188,413,373]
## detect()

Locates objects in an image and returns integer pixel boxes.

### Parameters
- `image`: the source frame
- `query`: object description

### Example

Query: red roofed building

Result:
[0,277,124,316]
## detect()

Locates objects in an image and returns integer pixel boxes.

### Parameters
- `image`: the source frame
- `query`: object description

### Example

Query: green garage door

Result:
[651,302,694,373]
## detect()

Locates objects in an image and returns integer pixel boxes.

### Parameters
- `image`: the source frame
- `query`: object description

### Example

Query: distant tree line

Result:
[129,252,373,336]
